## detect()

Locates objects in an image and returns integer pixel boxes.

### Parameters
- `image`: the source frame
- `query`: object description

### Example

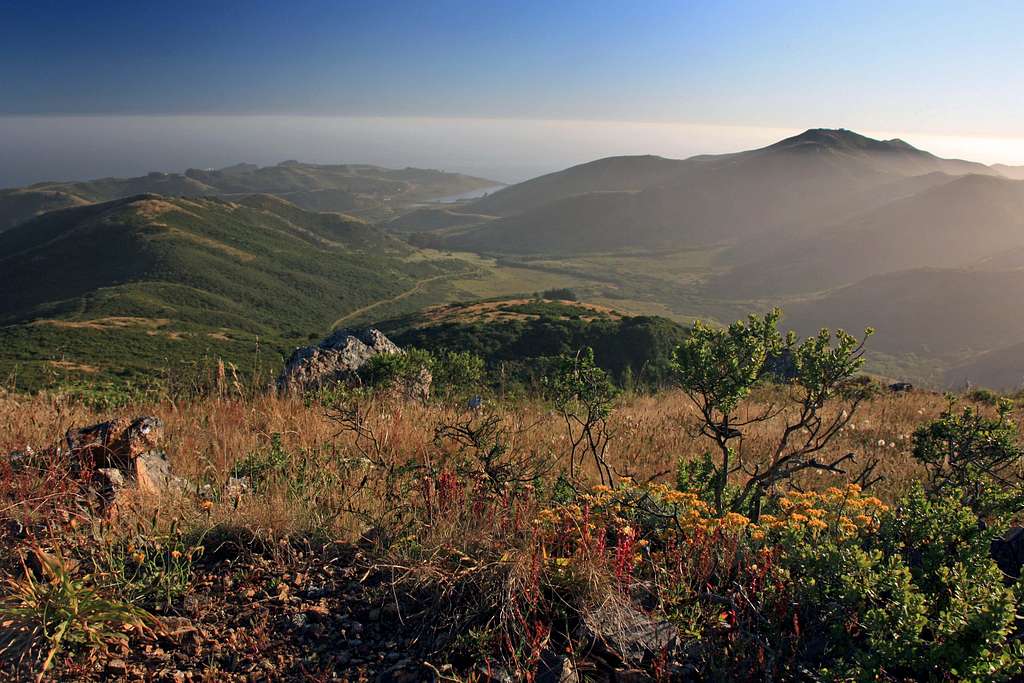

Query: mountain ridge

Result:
[0,161,499,234]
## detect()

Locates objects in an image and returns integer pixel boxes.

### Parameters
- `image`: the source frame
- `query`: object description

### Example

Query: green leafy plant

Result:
[231,432,291,493]
[430,349,485,401]
[0,547,152,676]
[359,348,434,400]
[89,517,205,610]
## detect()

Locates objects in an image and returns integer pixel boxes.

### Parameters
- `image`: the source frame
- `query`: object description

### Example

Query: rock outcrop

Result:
[65,416,187,504]
[277,328,430,399]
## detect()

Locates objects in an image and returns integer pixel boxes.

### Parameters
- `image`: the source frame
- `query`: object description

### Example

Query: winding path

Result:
[330,273,455,330]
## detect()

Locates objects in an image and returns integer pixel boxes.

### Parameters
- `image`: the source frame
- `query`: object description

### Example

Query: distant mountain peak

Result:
[770,128,921,154]
[884,138,918,151]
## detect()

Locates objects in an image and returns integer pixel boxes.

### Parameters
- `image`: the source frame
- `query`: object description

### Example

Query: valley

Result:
[3,129,1024,392]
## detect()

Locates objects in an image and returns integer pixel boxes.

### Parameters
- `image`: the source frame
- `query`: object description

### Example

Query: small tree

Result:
[545,348,619,486]
[912,398,1024,516]
[672,309,873,516]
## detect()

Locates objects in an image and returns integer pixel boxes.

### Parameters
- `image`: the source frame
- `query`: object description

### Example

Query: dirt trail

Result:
[330,274,453,329]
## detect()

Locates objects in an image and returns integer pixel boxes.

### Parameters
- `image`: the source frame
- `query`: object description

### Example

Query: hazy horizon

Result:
[4,1,1023,187]
[3,115,1024,189]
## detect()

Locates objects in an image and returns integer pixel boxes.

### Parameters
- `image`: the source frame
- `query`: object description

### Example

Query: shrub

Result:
[230,431,292,495]
[672,309,874,516]
[968,387,1001,406]
[912,398,1024,515]
[531,480,1024,679]
[545,348,619,485]
[359,348,433,389]
[541,288,578,301]
[430,349,485,401]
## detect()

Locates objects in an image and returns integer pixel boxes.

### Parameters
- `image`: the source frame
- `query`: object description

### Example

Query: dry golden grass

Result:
[0,386,977,542]
[2,385,1020,680]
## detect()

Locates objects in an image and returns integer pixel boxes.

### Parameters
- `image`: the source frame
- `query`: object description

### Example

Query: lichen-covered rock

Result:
[277,328,403,393]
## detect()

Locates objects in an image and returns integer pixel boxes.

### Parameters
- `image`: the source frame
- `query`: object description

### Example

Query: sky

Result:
[2,0,1023,185]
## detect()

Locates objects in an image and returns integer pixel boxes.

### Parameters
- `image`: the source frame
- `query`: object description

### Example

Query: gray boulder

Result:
[277,328,425,396]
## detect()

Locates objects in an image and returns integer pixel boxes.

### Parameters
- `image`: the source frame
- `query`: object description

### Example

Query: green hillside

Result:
[0,194,480,390]
[375,297,689,387]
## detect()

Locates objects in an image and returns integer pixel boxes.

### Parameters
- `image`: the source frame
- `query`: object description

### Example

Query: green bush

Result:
[231,433,290,493]
[912,398,1024,515]
[968,387,1002,406]
[545,347,619,484]
[430,349,485,400]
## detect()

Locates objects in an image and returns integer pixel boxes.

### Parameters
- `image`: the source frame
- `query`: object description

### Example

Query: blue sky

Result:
[1,1,1023,184]
[3,0,1021,134]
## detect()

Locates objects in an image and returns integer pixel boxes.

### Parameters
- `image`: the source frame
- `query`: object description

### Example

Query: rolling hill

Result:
[993,164,1024,180]
[0,194,479,390]
[375,297,689,387]
[0,162,498,234]
[944,342,1024,390]
[783,267,1024,358]
[382,129,1024,389]
[6,129,1024,392]
[441,129,999,254]
[714,174,1024,296]
[0,188,92,232]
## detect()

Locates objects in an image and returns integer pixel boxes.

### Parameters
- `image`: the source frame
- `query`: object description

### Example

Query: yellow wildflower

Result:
[723,512,749,528]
